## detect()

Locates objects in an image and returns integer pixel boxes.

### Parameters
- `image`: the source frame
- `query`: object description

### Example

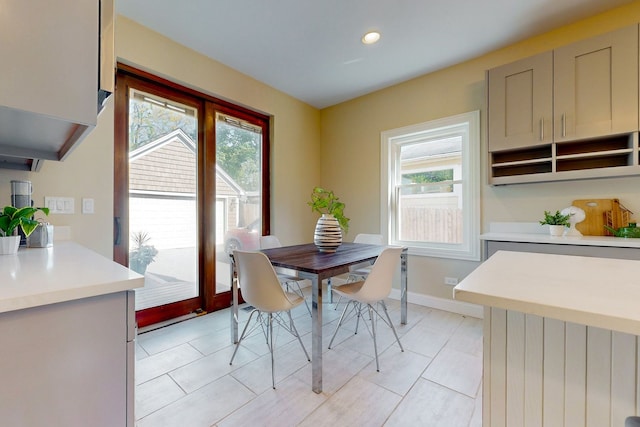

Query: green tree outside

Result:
[128,97,260,192]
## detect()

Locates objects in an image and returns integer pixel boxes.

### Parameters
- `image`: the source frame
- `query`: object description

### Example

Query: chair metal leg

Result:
[333,294,343,310]
[354,302,364,335]
[381,300,404,352]
[293,281,312,316]
[368,304,380,372]
[269,313,275,389]
[287,310,310,361]
[231,305,309,389]
[328,300,352,349]
[230,309,259,365]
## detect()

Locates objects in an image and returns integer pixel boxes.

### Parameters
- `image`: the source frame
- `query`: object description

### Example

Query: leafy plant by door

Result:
[129,231,158,275]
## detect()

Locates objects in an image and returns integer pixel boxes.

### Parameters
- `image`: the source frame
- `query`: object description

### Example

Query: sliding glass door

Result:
[114,65,270,327]
[128,89,200,311]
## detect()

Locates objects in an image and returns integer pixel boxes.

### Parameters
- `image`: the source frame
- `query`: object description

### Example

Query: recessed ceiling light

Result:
[361,31,381,45]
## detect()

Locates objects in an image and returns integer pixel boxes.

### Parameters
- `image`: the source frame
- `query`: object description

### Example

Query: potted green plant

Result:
[308,187,350,253]
[539,210,571,236]
[129,231,158,275]
[0,206,50,254]
[308,187,350,232]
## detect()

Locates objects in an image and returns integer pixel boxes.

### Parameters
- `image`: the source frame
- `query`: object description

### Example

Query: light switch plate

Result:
[45,197,75,214]
[82,198,94,214]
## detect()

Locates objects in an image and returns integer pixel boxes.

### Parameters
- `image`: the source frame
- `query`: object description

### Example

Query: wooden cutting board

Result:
[572,199,619,236]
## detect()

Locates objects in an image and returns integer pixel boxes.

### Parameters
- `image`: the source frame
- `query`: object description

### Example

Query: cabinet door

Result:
[554,25,638,142]
[0,0,98,126]
[0,292,129,427]
[488,51,553,152]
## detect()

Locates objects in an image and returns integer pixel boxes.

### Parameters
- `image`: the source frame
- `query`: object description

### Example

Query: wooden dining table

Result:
[230,242,408,393]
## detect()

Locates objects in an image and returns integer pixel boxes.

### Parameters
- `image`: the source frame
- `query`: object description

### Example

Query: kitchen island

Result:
[454,250,640,426]
[0,242,143,427]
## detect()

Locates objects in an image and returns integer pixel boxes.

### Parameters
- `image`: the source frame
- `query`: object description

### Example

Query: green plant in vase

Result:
[307,187,350,232]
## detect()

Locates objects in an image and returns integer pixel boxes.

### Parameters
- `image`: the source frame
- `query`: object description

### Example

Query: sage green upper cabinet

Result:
[554,24,638,142]
[488,51,553,152]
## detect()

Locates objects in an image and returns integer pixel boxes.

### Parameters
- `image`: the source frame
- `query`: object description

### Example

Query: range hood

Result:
[0,0,114,172]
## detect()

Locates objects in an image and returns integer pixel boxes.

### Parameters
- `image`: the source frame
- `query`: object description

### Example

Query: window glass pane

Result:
[397,135,462,243]
[382,111,480,260]
[216,112,263,293]
[128,89,199,310]
[398,183,463,244]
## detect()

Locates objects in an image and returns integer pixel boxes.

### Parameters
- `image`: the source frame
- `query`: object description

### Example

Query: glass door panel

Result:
[128,88,199,310]
[215,112,262,294]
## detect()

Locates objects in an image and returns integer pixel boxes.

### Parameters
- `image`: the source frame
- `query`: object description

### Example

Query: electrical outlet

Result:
[444,277,458,286]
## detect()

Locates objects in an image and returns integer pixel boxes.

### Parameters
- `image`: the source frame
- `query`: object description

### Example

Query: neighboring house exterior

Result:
[129,128,246,249]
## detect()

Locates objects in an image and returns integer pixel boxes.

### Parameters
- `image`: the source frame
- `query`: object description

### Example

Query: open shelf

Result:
[490,132,640,184]
[491,145,552,178]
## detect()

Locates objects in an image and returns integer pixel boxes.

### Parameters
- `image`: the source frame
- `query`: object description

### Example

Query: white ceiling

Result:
[117,0,633,109]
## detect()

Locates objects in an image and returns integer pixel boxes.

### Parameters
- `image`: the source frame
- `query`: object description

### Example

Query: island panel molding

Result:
[454,250,640,425]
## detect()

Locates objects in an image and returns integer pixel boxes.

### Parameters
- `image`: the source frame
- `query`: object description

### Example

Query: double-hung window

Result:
[381,111,480,261]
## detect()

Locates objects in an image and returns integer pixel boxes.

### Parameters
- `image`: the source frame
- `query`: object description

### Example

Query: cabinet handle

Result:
[561,113,566,138]
[540,118,544,141]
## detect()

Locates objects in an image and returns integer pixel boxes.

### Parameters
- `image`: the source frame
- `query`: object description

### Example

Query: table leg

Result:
[311,274,323,393]
[230,256,239,344]
[400,250,407,325]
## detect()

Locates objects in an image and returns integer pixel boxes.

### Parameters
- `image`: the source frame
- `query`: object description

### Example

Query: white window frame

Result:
[380,111,480,261]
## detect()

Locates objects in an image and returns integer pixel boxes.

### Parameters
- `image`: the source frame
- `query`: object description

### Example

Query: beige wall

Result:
[0,17,322,259]
[0,99,116,257]
[320,2,640,301]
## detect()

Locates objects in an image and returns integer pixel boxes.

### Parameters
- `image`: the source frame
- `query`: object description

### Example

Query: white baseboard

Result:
[388,288,483,319]
[299,277,483,319]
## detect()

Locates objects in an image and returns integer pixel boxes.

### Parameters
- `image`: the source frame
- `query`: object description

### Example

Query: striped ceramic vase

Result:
[313,214,342,253]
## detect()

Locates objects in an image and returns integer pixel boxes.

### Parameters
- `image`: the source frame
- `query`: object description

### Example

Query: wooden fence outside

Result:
[400,207,463,243]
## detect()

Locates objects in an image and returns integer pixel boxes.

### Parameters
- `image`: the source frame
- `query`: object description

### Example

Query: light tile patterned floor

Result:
[135,296,483,427]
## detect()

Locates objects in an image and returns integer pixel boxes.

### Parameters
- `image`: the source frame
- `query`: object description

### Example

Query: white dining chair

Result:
[627,417,640,426]
[229,250,310,389]
[260,235,311,316]
[328,246,404,372]
[333,233,383,309]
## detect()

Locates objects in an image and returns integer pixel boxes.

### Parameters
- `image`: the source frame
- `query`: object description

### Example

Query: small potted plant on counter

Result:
[0,206,50,254]
[539,210,571,236]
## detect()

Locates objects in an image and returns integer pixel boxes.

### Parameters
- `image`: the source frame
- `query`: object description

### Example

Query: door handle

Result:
[114,217,121,245]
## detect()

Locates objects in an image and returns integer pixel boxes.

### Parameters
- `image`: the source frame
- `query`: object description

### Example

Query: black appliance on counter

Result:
[10,180,32,245]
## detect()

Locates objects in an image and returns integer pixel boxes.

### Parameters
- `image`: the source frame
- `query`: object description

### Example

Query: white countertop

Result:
[0,241,143,314]
[454,250,640,335]
[481,232,640,248]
